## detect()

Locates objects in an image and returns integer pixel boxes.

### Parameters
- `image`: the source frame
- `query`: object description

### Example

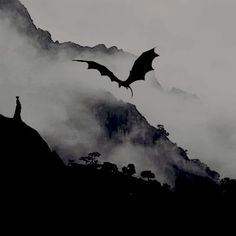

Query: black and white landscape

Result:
[1,0,236,219]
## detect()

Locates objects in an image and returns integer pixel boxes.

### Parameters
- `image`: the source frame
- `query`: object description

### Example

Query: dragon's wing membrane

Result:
[123,48,159,86]
[73,60,120,83]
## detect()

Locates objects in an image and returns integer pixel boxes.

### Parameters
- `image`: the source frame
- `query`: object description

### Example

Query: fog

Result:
[1,1,236,181]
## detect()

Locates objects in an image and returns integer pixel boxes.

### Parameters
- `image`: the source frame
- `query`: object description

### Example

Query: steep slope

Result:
[0,114,64,177]
[0,0,54,50]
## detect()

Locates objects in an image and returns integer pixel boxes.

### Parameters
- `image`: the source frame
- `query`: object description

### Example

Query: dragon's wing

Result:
[73,60,120,83]
[123,48,159,86]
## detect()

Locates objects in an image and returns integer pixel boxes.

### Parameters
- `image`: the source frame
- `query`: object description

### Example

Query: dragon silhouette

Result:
[73,48,159,97]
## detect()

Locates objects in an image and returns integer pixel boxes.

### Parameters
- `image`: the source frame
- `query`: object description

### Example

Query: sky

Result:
[3,0,236,179]
[20,0,236,92]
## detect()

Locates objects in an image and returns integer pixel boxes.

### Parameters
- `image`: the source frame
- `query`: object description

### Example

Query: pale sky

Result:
[20,0,236,92]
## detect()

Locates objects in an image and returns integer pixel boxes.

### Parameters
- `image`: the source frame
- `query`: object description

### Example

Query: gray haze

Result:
[1,0,236,179]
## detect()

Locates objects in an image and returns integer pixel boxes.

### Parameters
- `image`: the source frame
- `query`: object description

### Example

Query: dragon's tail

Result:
[128,86,134,98]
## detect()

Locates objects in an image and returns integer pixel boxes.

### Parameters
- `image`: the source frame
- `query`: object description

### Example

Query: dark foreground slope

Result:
[1,114,236,219]
[0,114,172,217]
[0,114,64,174]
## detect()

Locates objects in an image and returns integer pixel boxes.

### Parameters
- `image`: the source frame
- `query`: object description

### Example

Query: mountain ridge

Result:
[0,0,127,55]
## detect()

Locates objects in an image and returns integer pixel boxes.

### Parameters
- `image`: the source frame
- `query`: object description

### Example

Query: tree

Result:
[220,178,236,197]
[157,124,169,137]
[141,170,155,181]
[80,152,101,167]
[68,159,75,166]
[122,164,136,177]
[101,162,118,175]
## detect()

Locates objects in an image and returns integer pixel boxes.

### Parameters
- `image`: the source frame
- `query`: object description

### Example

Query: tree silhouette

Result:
[157,124,169,136]
[101,162,118,175]
[80,152,101,168]
[122,164,136,177]
[141,170,155,181]
[220,178,236,197]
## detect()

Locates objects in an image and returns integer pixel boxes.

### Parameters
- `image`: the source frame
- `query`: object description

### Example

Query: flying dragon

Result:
[73,48,159,97]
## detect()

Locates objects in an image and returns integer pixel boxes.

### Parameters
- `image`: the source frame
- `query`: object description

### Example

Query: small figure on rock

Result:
[13,96,22,121]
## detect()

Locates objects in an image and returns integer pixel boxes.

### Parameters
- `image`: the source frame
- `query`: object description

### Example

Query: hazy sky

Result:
[20,0,236,91]
[9,0,236,178]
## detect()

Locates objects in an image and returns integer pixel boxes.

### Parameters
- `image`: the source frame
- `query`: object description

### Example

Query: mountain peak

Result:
[0,0,54,49]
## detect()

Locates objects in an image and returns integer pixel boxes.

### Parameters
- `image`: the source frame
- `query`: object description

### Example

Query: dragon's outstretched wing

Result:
[123,48,159,87]
[72,60,120,84]
[73,48,159,97]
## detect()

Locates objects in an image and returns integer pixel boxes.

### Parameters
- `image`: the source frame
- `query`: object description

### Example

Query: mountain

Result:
[0,0,221,185]
[0,0,53,50]
[0,0,124,54]
[86,95,220,184]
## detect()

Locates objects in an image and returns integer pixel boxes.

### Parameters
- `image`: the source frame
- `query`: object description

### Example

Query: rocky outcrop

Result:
[0,114,64,177]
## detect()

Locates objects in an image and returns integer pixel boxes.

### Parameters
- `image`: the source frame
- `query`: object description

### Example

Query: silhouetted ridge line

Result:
[0,0,126,55]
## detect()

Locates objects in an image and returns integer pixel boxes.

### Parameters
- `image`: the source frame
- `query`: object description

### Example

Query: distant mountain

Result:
[86,94,220,184]
[0,0,118,53]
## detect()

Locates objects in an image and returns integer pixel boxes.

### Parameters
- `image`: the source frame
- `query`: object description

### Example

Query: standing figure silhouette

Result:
[13,96,22,121]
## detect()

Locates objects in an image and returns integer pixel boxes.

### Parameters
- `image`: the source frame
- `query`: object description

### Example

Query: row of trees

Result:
[74,152,156,181]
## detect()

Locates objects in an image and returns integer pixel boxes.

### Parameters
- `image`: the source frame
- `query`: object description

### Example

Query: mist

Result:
[1,3,236,182]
